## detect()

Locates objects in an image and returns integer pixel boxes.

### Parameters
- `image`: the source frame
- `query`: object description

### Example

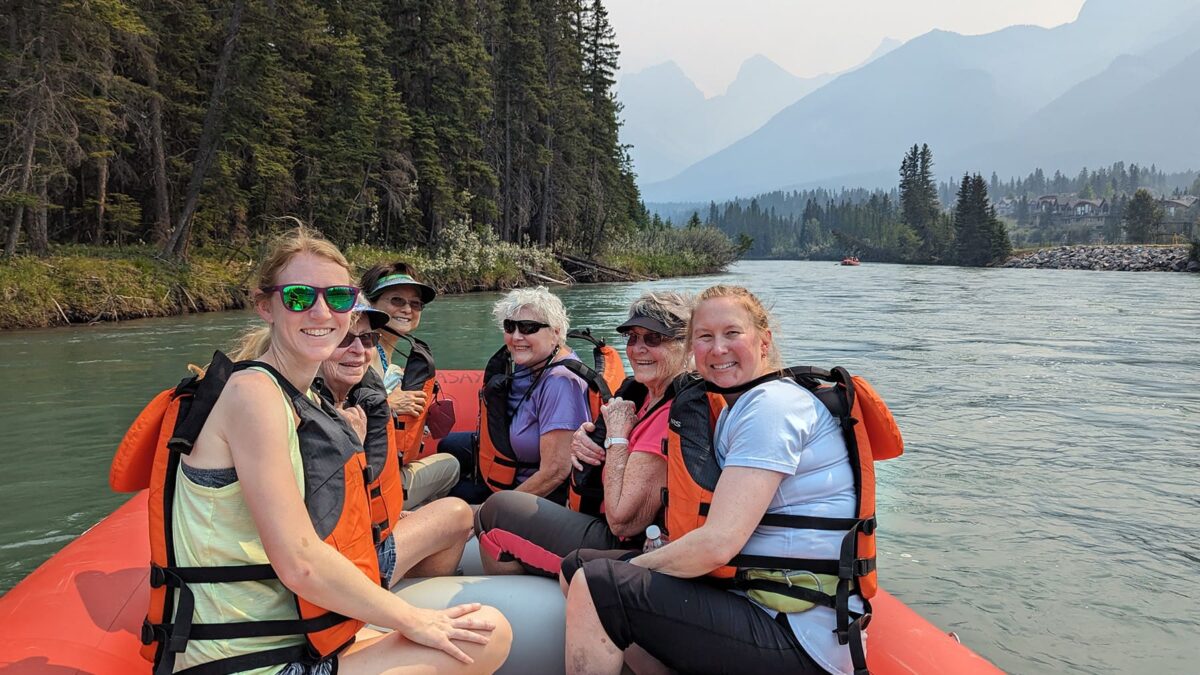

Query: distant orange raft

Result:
[0,370,1001,675]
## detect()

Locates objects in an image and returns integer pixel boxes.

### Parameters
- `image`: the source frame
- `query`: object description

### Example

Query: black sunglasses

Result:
[624,331,676,348]
[503,319,550,335]
[337,331,380,349]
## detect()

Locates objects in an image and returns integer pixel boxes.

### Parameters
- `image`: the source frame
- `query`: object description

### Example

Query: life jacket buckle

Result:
[860,516,877,535]
[140,618,157,645]
[149,564,168,588]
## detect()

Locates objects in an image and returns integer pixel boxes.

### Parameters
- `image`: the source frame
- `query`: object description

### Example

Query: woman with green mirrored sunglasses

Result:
[260,284,360,313]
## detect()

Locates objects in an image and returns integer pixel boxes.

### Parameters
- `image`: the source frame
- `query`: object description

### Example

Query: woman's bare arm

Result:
[630,466,785,577]
[514,429,573,497]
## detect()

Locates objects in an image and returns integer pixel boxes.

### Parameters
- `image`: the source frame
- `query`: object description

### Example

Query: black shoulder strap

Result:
[167,351,236,454]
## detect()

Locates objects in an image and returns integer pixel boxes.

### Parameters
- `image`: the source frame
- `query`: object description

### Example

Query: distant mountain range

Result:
[635,0,1200,203]
[617,39,900,184]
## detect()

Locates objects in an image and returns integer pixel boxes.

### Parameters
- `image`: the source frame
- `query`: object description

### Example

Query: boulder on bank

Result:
[1001,245,1193,272]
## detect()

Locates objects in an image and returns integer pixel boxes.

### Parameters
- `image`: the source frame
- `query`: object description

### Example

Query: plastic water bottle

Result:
[643,525,666,553]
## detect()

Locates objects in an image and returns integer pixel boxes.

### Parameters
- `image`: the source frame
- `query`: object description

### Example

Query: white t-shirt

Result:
[714,378,865,675]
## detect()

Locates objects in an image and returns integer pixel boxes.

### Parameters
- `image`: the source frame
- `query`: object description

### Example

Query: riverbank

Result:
[0,224,739,330]
[1001,244,1198,272]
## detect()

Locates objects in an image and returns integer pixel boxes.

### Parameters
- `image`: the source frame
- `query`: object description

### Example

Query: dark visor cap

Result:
[616,313,682,337]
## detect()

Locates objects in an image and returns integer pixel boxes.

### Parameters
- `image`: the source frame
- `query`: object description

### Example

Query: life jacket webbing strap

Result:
[490,454,539,470]
[150,610,348,641]
[697,503,875,532]
[152,563,277,586]
[732,577,838,609]
[173,643,315,675]
[729,555,840,575]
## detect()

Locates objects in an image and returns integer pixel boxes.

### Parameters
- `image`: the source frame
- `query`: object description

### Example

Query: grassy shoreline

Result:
[0,228,738,331]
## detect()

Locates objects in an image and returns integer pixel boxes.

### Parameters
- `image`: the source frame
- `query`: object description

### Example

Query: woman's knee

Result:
[475,489,531,534]
[431,496,474,537]
[473,605,514,670]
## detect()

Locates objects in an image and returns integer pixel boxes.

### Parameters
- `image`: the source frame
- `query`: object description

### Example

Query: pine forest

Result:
[0,0,646,259]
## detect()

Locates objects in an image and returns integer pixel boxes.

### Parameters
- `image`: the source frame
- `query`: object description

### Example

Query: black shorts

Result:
[474,491,635,577]
[561,549,824,674]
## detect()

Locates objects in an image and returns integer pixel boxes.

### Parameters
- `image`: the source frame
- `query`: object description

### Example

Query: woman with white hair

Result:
[442,287,591,505]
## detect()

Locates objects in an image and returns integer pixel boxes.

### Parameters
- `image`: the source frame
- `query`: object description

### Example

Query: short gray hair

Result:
[627,291,693,338]
[492,286,570,342]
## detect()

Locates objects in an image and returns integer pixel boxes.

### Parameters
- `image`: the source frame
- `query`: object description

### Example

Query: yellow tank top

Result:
[171,367,306,674]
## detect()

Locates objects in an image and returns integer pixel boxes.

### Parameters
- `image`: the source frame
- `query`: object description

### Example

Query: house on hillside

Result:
[1159,195,1199,242]
[995,197,1017,217]
[1031,194,1115,243]
[1160,195,1198,218]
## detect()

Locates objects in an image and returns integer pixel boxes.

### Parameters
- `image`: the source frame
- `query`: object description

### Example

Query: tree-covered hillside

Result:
[1,0,643,258]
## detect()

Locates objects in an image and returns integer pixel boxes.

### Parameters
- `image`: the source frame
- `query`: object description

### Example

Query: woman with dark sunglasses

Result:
[471,292,692,577]
[442,287,591,505]
[358,262,461,509]
[316,303,475,593]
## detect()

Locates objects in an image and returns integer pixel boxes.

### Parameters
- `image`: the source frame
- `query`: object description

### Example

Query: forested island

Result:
[0,0,741,329]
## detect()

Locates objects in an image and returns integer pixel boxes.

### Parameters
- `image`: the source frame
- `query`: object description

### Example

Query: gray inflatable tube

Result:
[392,537,566,674]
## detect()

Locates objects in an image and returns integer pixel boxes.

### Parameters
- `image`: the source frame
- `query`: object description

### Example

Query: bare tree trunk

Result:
[502,88,511,242]
[28,175,49,255]
[136,43,172,245]
[4,121,37,256]
[162,0,245,259]
[94,157,108,244]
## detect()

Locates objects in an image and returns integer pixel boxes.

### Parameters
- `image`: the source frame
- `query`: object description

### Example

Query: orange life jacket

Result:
[477,332,621,494]
[567,374,686,516]
[318,367,405,555]
[389,335,439,463]
[110,352,379,675]
[663,366,903,675]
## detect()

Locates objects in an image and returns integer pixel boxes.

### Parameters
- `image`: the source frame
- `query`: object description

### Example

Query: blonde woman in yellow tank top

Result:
[179,228,511,674]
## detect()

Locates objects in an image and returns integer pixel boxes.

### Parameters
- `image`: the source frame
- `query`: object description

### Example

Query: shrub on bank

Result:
[346,220,564,292]
[600,226,741,277]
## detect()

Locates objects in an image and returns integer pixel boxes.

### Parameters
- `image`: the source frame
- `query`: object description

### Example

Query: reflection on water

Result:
[1,261,1197,673]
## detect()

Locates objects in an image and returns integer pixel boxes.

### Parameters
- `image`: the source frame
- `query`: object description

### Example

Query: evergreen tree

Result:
[952,174,1011,266]
[1123,188,1163,243]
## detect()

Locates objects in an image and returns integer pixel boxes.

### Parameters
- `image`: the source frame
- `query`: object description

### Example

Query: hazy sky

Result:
[607,0,1088,96]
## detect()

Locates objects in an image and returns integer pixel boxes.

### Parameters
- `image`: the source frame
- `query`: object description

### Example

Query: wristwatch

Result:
[604,437,629,449]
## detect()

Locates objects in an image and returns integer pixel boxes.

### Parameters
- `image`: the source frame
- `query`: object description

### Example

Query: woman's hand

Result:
[600,397,636,439]
[336,404,368,444]
[399,603,496,664]
[570,422,606,470]
[388,389,428,417]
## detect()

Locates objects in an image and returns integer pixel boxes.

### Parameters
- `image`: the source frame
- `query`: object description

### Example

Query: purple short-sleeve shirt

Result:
[507,354,591,481]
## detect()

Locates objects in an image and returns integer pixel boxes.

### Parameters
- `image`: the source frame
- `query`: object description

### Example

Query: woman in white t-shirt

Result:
[561,285,863,675]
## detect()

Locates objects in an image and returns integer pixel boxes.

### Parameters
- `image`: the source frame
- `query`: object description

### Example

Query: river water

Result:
[0,261,1197,673]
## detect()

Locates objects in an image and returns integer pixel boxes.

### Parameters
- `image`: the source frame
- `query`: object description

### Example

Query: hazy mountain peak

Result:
[864,37,902,63]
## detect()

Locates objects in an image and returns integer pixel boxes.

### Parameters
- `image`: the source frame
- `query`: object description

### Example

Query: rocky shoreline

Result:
[1001,245,1199,272]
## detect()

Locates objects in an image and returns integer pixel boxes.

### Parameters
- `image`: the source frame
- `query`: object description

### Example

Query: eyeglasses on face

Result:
[261,285,359,313]
[624,331,676,348]
[337,331,381,349]
[385,295,424,312]
[502,319,550,335]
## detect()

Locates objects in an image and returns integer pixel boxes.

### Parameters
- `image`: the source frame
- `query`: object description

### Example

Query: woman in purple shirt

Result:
[444,287,590,504]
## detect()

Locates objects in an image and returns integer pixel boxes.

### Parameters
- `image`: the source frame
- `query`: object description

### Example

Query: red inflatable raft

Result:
[0,370,1001,674]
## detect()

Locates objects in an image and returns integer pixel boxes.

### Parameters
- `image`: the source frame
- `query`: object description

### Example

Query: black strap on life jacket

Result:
[147,355,359,675]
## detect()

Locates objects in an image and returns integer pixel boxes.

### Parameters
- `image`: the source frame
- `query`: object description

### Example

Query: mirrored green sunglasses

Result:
[261,284,359,313]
